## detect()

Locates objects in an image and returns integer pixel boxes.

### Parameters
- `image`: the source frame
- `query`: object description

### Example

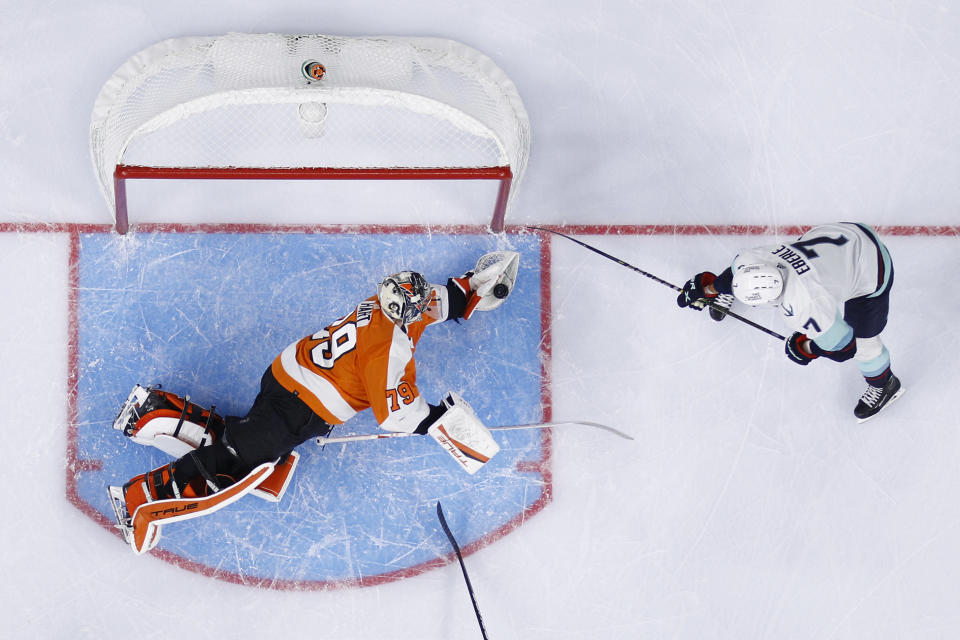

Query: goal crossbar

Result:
[113,164,513,234]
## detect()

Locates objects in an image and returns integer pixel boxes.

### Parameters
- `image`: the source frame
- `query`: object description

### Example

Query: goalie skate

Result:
[112,384,154,434]
[107,484,135,546]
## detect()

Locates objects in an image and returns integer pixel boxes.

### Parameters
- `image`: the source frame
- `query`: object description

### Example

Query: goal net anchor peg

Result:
[297,102,327,138]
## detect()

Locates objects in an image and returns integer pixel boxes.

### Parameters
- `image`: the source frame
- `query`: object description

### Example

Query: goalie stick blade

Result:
[107,485,134,545]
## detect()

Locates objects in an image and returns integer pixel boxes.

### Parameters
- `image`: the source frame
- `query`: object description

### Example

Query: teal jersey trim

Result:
[813,309,854,351]
[856,345,891,378]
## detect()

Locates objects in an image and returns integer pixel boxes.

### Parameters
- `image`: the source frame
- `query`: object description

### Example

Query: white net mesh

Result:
[90,33,531,222]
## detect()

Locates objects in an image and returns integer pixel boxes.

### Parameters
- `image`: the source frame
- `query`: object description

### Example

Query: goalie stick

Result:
[527,225,787,342]
[437,502,489,640]
[316,420,634,445]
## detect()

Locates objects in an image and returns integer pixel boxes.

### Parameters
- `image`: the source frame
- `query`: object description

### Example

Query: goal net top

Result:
[89,33,531,226]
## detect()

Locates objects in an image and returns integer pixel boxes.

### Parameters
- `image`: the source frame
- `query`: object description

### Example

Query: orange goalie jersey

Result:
[270,286,452,433]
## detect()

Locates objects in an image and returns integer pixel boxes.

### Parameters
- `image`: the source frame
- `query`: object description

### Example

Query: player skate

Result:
[854,374,904,422]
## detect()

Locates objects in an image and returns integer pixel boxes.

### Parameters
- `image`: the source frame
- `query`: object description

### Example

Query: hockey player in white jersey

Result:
[677,222,902,422]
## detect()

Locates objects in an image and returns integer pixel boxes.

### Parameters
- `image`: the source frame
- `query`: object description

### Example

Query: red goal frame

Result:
[113,165,514,235]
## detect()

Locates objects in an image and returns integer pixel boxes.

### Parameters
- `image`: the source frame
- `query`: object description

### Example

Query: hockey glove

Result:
[785,332,819,366]
[677,272,718,309]
[423,392,500,475]
[450,251,520,320]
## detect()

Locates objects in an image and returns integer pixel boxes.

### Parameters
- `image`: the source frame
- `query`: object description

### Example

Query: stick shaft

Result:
[316,420,633,445]
[437,502,489,640]
[528,225,786,341]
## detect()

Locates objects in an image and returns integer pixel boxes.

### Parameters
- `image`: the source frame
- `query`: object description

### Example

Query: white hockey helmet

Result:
[378,271,432,324]
[731,262,784,305]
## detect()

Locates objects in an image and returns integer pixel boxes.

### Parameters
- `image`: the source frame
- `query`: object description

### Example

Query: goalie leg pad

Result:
[251,451,300,502]
[113,384,225,456]
[108,461,197,549]
[427,392,500,475]
[120,461,276,555]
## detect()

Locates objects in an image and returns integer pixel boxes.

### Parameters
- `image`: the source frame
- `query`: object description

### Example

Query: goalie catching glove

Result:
[452,251,520,320]
[420,392,500,475]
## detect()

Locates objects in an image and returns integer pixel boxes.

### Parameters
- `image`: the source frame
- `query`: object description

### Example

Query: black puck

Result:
[493,283,509,299]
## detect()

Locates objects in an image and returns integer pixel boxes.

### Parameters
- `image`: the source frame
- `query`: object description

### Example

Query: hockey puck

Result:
[493,283,509,299]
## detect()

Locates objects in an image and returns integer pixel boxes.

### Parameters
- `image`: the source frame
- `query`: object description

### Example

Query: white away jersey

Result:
[731,223,892,350]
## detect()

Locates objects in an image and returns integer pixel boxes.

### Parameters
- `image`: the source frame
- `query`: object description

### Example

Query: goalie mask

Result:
[732,262,784,305]
[378,271,432,324]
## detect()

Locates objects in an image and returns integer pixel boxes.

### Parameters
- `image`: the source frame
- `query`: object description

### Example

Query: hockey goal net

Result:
[90,33,530,233]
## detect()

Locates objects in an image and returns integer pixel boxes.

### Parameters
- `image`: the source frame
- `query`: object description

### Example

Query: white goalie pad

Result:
[469,251,520,312]
[427,392,500,475]
[130,417,214,458]
[114,384,218,457]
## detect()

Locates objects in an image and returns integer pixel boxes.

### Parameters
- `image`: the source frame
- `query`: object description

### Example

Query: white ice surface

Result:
[3,2,960,639]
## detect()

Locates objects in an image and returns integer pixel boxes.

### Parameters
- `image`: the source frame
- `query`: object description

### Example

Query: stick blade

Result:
[436,501,460,552]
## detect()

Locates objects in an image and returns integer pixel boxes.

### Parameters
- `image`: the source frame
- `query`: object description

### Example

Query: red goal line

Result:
[516,223,960,237]
[1,222,958,236]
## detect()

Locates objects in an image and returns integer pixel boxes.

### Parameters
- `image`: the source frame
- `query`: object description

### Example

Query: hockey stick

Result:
[437,502,489,640]
[527,225,787,341]
[316,420,634,445]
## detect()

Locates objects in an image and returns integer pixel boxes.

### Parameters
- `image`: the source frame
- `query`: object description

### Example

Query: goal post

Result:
[90,34,531,233]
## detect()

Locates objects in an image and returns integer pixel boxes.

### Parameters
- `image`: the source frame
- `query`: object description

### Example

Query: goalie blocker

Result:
[426,392,500,475]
